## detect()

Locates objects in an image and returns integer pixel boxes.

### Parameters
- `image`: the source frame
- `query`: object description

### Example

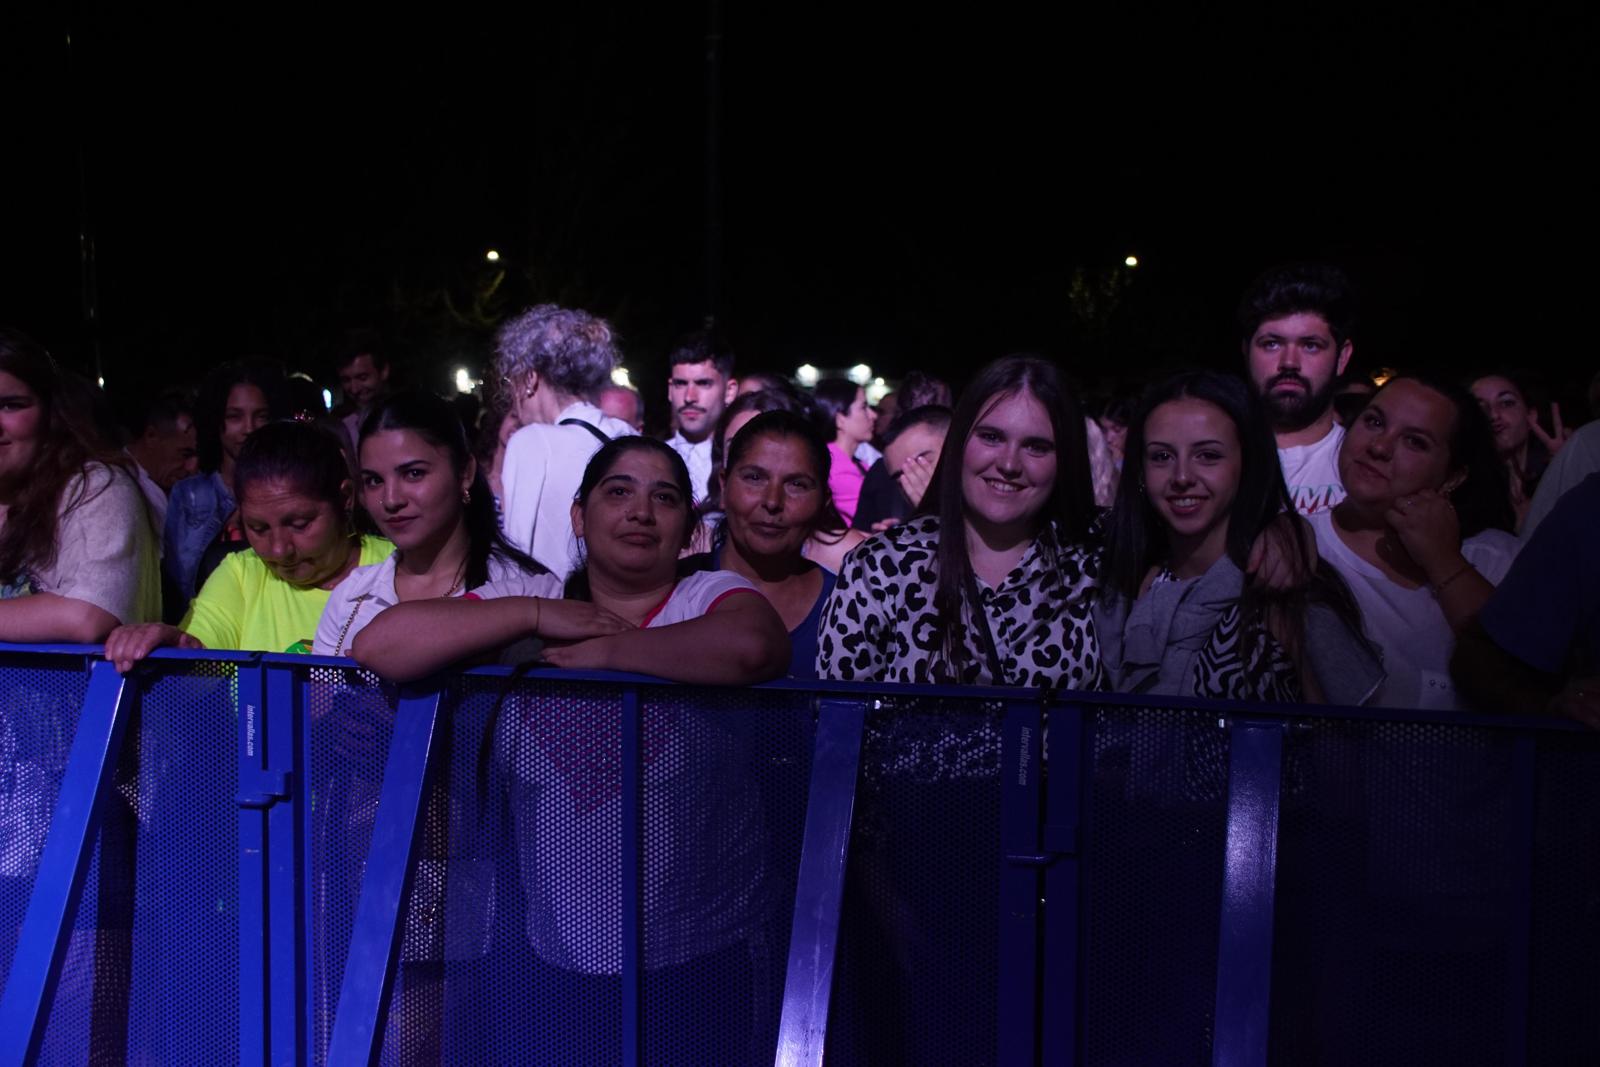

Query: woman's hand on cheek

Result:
[1384,489,1461,578]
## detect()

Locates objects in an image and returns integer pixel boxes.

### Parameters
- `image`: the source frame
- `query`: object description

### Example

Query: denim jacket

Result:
[163,471,235,603]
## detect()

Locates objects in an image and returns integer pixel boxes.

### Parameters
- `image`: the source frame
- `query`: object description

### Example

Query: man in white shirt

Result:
[1239,263,1358,516]
[120,389,199,536]
[663,331,738,503]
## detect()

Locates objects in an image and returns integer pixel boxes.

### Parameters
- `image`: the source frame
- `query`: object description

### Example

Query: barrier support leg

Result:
[1211,718,1286,1067]
[774,697,869,1067]
[998,698,1047,1066]
[326,686,445,1067]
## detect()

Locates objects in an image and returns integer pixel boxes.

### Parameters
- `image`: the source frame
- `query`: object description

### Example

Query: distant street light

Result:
[1124,255,1139,268]
[611,366,634,389]
[796,364,820,388]
[866,377,891,405]
[485,249,501,263]
[847,363,873,386]
[455,368,476,394]
[321,388,333,411]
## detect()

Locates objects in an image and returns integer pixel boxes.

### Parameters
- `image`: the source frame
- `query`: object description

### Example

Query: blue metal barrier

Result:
[0,646,1597,1067]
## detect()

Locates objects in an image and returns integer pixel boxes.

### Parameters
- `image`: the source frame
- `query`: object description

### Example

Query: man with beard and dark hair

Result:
[664,328,738,503]
[1239,263,1356,515]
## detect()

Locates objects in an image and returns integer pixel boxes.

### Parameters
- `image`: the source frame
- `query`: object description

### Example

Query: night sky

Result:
[4,5,1593,419]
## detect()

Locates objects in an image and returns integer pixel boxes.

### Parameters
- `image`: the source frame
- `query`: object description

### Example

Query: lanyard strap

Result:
[962,569,1008,685]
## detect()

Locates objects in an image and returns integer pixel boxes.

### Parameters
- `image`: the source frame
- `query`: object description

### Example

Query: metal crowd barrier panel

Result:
[0,644,1598,1066]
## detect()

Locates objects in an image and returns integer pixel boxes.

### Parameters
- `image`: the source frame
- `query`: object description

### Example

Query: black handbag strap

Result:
[558,418,611,446]
[963,569,1008,685]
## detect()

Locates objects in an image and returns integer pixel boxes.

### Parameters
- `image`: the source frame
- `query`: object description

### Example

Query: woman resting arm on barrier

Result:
[0,328,160,643]
[352,436,790,684]
[104,420,394,670]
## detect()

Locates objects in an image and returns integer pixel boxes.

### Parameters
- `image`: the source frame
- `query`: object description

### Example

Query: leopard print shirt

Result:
[815,515,1105,689]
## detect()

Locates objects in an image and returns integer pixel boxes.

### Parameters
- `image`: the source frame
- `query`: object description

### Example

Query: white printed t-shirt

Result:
[1309,510,1519,711]
[1279,422,1347,516]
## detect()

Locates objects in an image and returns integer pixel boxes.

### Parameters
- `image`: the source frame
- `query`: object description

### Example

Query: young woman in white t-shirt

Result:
[1311,374,1519,710]
[314,390,558,656]
[350,435,789,683]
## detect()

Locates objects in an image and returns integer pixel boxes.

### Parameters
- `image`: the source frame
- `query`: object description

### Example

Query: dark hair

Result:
[334,328,388,372]
[717,410,850,550]
[0,328,136,580]
[666,327,735,380]
[1237,263,1357,354]
[1102,370,1366,684]
[919,355,1095,680]
[706,387,808,508]
[1102,372,1293,599]
[898,370,953,411]
[564,436,698,600]
[811,378,862,442]
[233,420,353,517]
[883,404,954,447]
[1467,369,1552,491]
[195,360,286,473]
[1360,374,1515,538]
[738,370,791,394]
[358,390,544,589]
[114,386,193,444]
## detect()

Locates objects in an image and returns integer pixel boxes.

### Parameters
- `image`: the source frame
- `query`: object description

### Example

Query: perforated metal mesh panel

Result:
[1528,733,1600,1064]
[306,663,398,1065]
[0,656,93,1065]
[826,695,1004,1067]
[1078,703,1229,1067]
[122,659,242,1064]
[1269,718,1518,1066]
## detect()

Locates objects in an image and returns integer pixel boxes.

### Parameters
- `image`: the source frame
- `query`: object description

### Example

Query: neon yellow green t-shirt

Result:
[180,536,395,653]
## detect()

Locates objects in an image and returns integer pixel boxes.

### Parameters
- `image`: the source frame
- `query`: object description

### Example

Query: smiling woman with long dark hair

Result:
[1096,371,1379,702]
[0,328,160,640]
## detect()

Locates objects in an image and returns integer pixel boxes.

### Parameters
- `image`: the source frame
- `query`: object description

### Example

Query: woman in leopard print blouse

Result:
[817,356,1104,689]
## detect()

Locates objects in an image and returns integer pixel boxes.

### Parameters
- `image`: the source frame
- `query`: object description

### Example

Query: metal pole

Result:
[704,0,724,328]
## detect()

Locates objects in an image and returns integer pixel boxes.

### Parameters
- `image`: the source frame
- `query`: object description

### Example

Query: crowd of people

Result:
[1,260,1596,725]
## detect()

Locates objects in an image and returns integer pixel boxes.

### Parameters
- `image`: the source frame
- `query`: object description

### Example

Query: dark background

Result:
[3,5,1594,420]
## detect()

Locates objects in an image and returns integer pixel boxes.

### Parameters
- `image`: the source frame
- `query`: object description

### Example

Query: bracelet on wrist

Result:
[1433,562,1474,593]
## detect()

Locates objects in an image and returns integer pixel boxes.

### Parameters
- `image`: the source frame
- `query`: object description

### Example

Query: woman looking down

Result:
[106,420,393,667]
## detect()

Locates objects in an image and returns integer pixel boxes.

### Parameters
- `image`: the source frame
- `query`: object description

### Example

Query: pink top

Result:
[827,440,867,525]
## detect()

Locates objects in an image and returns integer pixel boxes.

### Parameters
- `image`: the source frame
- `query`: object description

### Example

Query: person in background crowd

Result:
[1469,372,1571,532]
[350,435,788,683]
[1453,471,1600,727]
[1091,391,1134,471]
[164,359,284,607]
[119,387,199,534]
[683,411,853,677]
[313,391,547,655]
[1096,371,1380,702]
[819,355,1104,686]
[897,370,954,411]
[812,378,876,527]
[0,328,161,640]
[665,329,739,503]
[1520,416,1600,540]
[335,328,391,446]
[497,304,636,581]
[736,370,793,398]
[1240,263,1357,516]
[597,382,644,432]
[871,389,899,445]
[1307,375,1517,710]
[1333,374,1376,428]
[106,420,393,666]
[472,403,519,522]
[854,404,953,530]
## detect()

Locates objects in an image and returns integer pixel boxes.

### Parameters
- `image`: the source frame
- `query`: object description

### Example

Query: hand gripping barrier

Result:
[0,644,1597,1065]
